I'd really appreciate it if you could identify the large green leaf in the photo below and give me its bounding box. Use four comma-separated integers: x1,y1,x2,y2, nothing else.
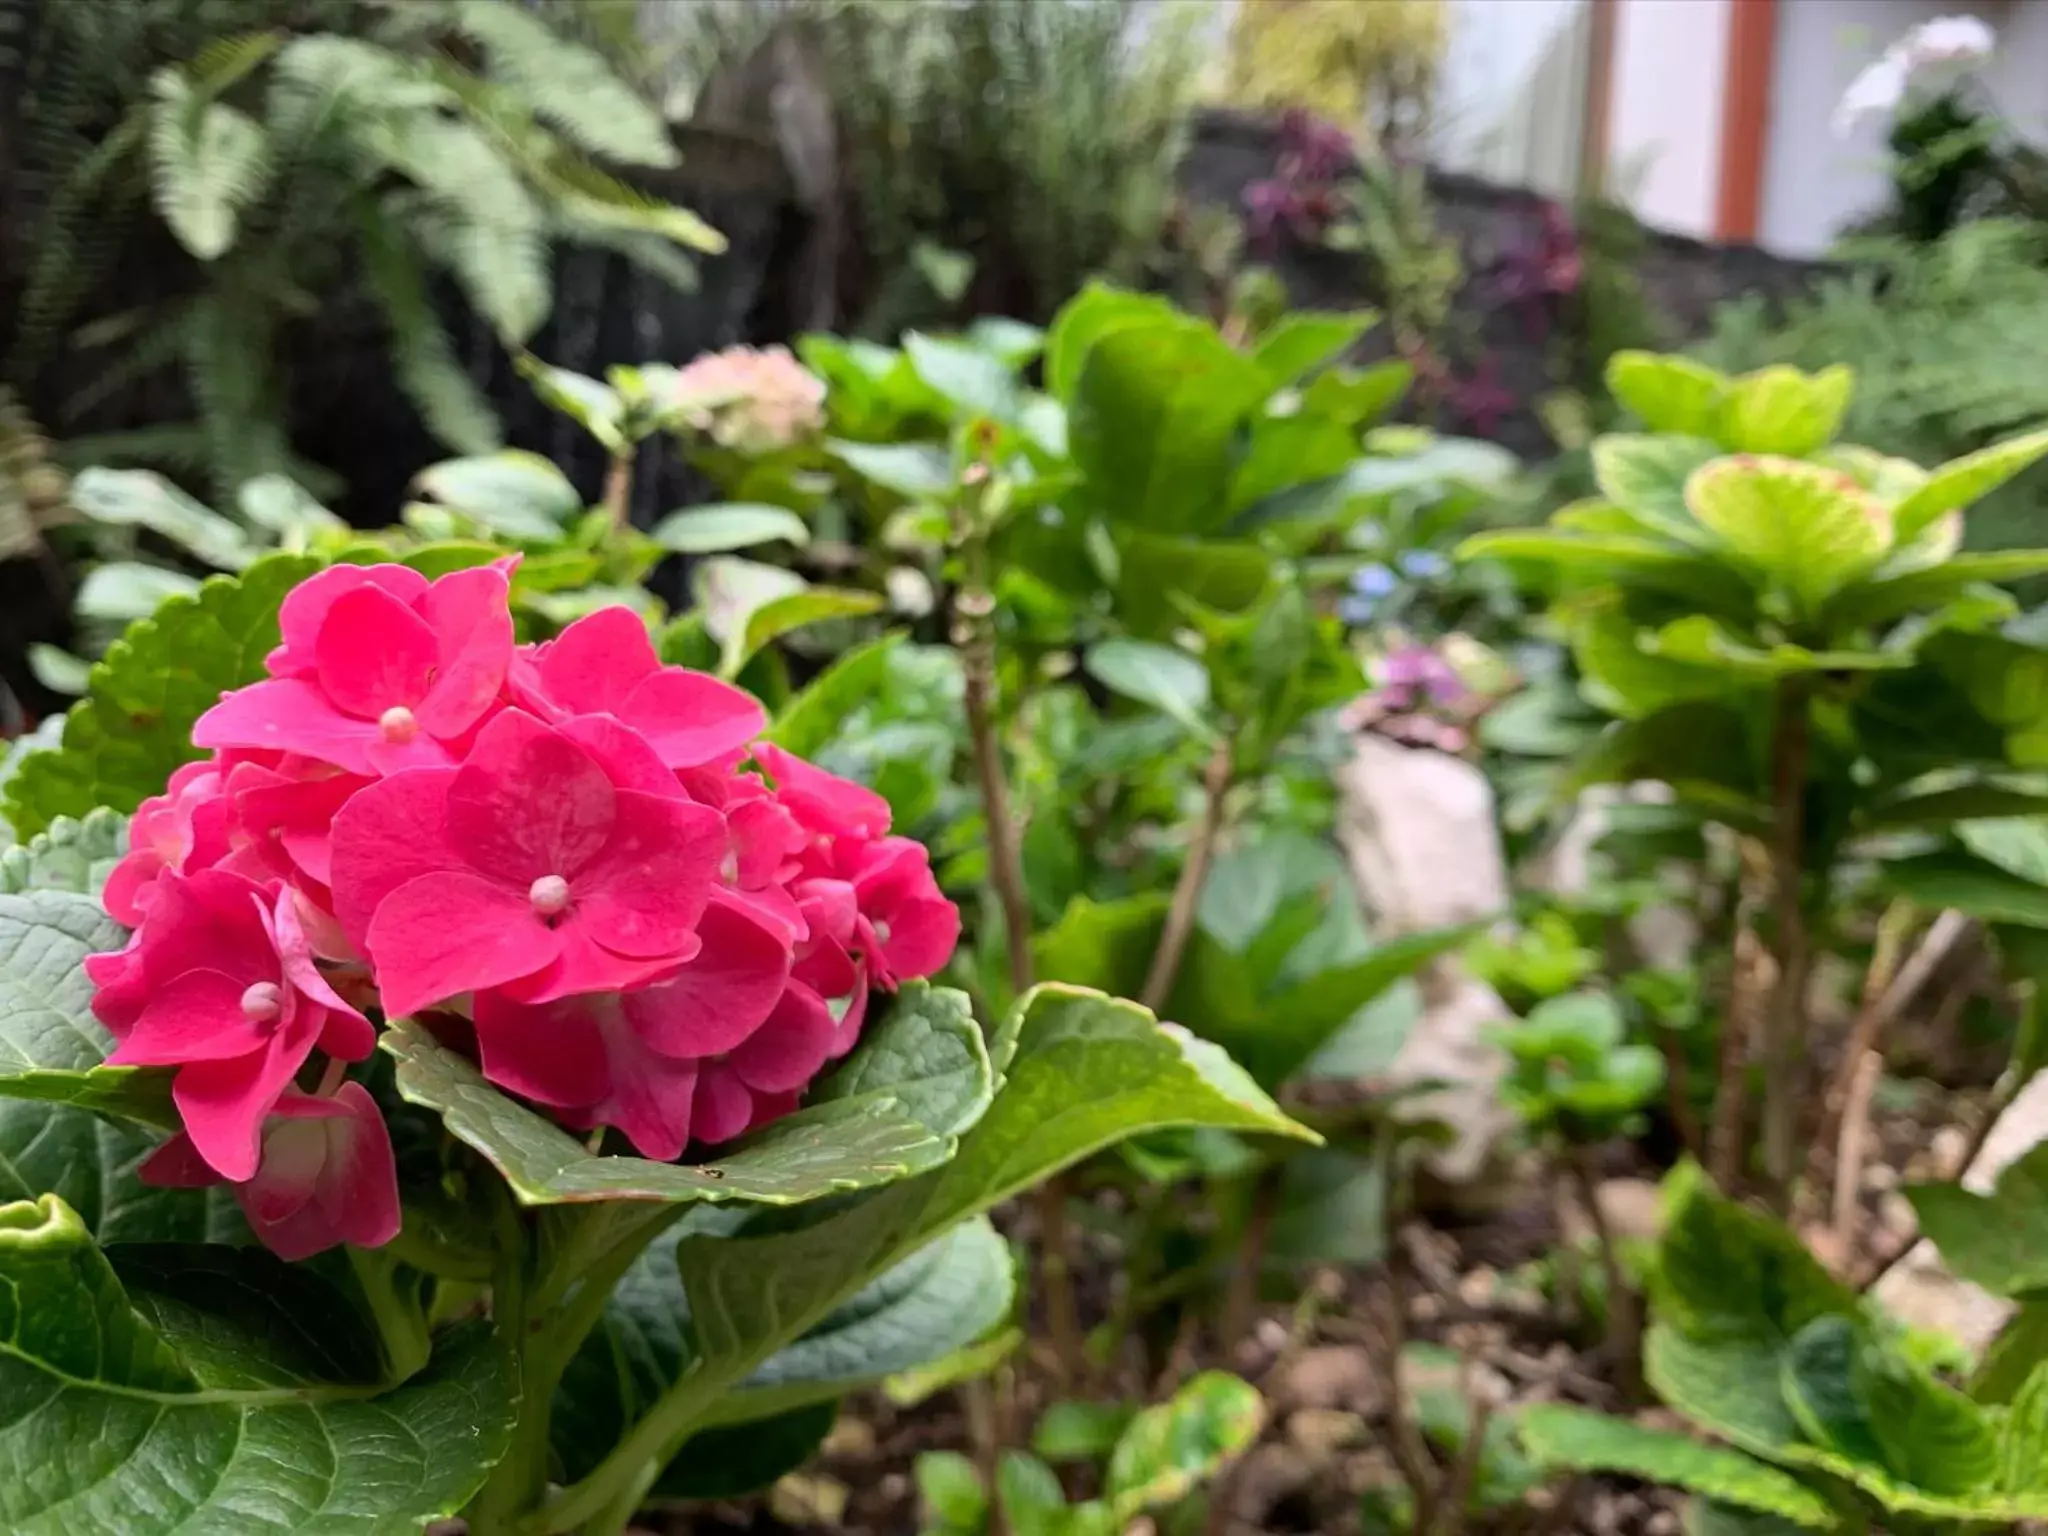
0,807,127,896
1103,1371,1263,1515
549,986,1311,1513
1652,1162,1859,1343
1043,283,1184,403
1516,1405,1835,1527
381,983,986,1207
1590,434,1721,539
826,439,953,498
1891,426,2048,541
1823,551,2048,631
905,332,1018,421
1716,365,1852,458
0,1196,515,1533
1605,352,1729,440
649,503,811,555
413,451,581,539
1068,319,1271,535
1855,1333,1997,1495
1082,639,1213,737
766,632,908,756
4,553,321,834
1999,1360,2048,1493
1685,456,1891,613
1249,310,1375,385
554,1216,1011,1491
1880,850,2048,927
1906,1137,2048,1296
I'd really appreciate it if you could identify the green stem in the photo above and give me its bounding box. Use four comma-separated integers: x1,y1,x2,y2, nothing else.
466,1199,538,1536
346,1247,432,1383
1761,677,1813,1208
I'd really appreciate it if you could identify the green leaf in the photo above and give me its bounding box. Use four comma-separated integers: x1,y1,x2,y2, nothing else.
1034,894,1169,995
237,475,343,541
1974,1297,2048,1403
1646,615,1905,679
1301,360,1411,427
555,1217,1011,1491
767,632,908,756
4,553,322,835
1251,310,1374,385
1068,319,1272,536
725,587,885,680
1906,1137,2048,1296
76,563,204,624
26,646,88,697
379,985,983,1207
918,1449,990,1530
1855,1331,1998,1495
148,72,269,261
1591,434,1721,538
650,502,811,554
0,1195,516,1533
1652,1162,1859,1344
1685,455,1893,612
517,358,625,452
1605,352,1729,438
1824,551,2048,630
413,450,581,539
640,1403,837,1501
1517,1405,1836,1527
1646,1327,1806,1452
826,439,953,498
1035,1401,1136,1463
1998,1360,2048,1493
1082,639,1213,738
69,467,255,570
1044,282,1184,402
1892,426,2048,542
905,332,1018,421
1717,365,1853,458
1781,1316,1885,1465
637,986,1310,1486
1881,850,2048,927
998,1451,1067,1524
1958,817,2048,884
0,807,127,897
1103,1371,1263,1516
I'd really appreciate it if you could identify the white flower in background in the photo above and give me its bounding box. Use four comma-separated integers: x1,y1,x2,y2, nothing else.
1833,13,1996,137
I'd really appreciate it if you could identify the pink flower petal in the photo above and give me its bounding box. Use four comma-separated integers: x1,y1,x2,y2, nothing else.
415,565,515,738
472,991,614,1109
265,892,373,1061
313,586,439,720
445,712,617,885
755,744,891,838
329,768,464,951
533,606,660,715
593,1041,703,1161
138,1132,220,1189
307,1084,401,1253
172,1008,321,1180
625,897,791,1058
107,967,272,1066
691,1064,758,1145
728,796,806,888
573,791,723,958
247,1085,401,1260
559,714,684,797
501,926,696,1006
366,871,559,1017
269,564,429,678
728,982,839,1093
619,670,768,770
195,677,382,776
241,1113,330,1225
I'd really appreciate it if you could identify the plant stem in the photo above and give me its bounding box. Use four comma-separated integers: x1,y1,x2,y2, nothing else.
466,1200,539,1535
1140,736,1233,1015
1812,899,1914,1175
1566,1145,1640,1403
601,448,633,530
1218,1162,1281,1353
1710,918,1763,1191
1761,678,1813,1208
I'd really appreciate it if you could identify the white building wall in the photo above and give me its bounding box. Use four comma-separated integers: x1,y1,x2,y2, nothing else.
1606,0,1733,238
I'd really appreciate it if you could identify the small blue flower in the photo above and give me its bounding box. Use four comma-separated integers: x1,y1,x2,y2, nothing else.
1350,563,1397,599
1398,550,1449,581
1338,595,1379,627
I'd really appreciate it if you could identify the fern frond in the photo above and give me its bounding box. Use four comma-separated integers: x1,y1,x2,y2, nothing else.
181,290,290,500
358,203,503,456
147,67,271,261
553,216,701,293
446,0,678,169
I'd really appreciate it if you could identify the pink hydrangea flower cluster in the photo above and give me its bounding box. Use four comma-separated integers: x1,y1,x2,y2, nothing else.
86,561,959,1261
671,344,827,455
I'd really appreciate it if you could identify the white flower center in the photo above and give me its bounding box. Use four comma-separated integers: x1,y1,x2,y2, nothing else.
240,981,282,1023
529,874,571,917
378,705,419,744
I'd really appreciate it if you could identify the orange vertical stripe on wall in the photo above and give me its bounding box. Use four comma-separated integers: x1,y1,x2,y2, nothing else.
1716,0,1776,242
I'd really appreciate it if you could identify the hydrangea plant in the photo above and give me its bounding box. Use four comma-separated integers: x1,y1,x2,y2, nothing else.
0,552,1309,1535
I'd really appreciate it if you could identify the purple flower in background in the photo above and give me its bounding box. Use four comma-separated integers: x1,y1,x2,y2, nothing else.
1380,644,1467,709
1448,355,1517,436
1338,563,1397,627
1398,550,1449,581
1278,109,1355,183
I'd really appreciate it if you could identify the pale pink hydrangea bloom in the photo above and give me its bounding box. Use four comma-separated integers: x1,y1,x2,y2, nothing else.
672,345,827,455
